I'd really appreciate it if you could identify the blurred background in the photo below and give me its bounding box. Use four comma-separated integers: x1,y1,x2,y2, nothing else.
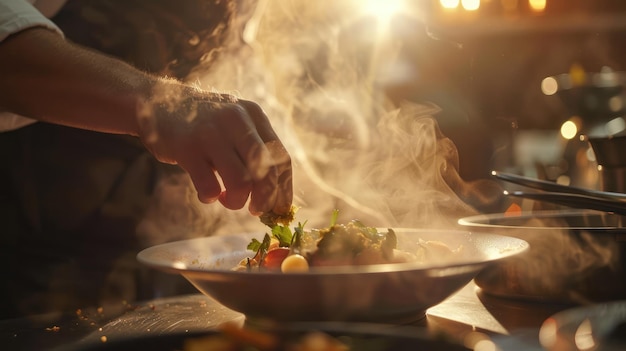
370,0,626,191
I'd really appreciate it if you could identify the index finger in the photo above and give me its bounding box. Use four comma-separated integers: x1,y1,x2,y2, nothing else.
239,100,293,215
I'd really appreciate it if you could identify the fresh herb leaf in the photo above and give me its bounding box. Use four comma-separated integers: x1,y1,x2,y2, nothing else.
260,233,271,252
294,221,307,237
290,221,307,253
257,233,272,267
329,209,339,227
247,238,263,252
271,225,293,247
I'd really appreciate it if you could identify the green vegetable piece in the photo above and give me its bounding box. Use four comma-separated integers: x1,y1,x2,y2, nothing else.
351,219,378,240
381,228,397,260
329,209,339,227
271,225,293,247
290,221,307,254
257,233,272,268
247,238,262,252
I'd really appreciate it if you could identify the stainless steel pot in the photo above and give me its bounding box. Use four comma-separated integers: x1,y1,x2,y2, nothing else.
458,209,626,303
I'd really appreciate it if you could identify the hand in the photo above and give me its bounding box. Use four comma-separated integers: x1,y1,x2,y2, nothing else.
0,28,292,216
137,80,293,216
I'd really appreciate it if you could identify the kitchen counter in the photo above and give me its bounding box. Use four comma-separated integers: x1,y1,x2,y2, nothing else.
0,281,576,351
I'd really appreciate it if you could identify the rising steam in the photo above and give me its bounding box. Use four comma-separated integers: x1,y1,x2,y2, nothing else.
135,0,490,246
128,0,626,307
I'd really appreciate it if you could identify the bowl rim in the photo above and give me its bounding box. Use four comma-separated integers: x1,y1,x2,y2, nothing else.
137,228,529,276
458,209,626,231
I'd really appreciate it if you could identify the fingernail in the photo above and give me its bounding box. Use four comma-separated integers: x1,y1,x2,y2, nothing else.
200,194,218,204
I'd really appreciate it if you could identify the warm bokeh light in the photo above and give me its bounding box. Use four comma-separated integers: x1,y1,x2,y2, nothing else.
569,63,587,86
556,175,571,186
462,0,480,11
609,96,624,113
528,0,547,12
463,331,496,350
605,116,626,135
574,319,595,350
541,76,558,95
362,0,406,20
586,146,596,162
560,120,578,140
172,261,187,269
474,339,498,351
440,0,460,10
539,318,557,349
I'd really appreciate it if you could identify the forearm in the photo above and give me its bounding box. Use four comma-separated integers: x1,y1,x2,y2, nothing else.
0,27,158,136
0,27,293,214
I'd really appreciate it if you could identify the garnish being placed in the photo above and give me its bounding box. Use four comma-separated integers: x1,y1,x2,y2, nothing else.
234,210,414,273
259,205,297,228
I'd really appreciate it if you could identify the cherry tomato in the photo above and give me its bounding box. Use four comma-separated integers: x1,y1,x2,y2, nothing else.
261,247,290,271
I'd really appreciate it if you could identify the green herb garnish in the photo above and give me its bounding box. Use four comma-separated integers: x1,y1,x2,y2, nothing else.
271,225,293,247
329,209,339,227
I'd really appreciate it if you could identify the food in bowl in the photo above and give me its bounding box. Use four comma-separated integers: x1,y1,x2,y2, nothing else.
259,205,298,228
234,210,462,273
136,220,528,322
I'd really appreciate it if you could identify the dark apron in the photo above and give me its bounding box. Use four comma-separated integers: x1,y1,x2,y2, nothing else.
0,125,162,317
0,0,237,318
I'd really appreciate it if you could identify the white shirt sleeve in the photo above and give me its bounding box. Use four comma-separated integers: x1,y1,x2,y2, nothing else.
0,0,64,42
0,0,66,132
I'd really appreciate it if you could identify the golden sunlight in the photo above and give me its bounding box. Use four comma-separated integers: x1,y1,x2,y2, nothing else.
362,0,406,21
529,0,547,12
461,0,480,11
440,0,460,10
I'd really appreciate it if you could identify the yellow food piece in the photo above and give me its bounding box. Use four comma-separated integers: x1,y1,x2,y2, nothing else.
281,254,309,273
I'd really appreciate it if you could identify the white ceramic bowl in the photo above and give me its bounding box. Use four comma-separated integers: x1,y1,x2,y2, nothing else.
137,228,528,323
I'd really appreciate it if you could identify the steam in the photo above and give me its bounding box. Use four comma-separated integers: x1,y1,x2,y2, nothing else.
192,0,480,229
134,0,623,303
136,0,482,243
478,215,621,304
